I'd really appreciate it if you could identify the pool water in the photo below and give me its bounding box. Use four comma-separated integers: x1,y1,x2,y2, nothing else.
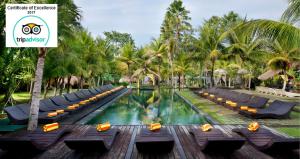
87,89,206,125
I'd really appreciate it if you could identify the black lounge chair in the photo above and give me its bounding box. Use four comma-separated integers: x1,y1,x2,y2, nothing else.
4,106,29,125
0,127,71,152
89,88,99,95
40,99,80,114
39,99,67,112
239,100,297,119
94,87,104,94
64,128,120,152
99,85,110,92
80,90,95,98
17,104,69,124
135,128,174,153
106,84,114,89
74,91,89,99
50,95,77,106
232,127,300,152
189,128,245,153
238,96,269,109
64,93,82,102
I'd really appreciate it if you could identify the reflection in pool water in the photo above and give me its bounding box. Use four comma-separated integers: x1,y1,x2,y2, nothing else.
87,89,206,125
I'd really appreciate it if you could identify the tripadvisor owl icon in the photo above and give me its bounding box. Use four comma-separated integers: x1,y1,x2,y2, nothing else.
13,15,50,46
22,23,42,35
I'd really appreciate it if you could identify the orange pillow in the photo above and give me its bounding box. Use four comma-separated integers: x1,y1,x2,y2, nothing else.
43,122,59,132
47,112,58,117
96,122,111,131
248,108,257,113
56,110,64,114
149,123,161,131
248,122,260,132
240,106,248,110
68,106,76,110
229,102,237,107
200,124,213,132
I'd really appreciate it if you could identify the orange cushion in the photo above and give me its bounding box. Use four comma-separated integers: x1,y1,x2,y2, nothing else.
149,123,161,131
43,122,59,132
96,122,111,131
248,108,257,113
240,106,248,110
248,122,260,132
68,106,76,110
56,110,64,114
201,124,213,132
47,112,58,117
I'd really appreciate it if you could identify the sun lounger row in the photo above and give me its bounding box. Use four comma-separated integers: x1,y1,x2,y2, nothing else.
198,88,297,119
0,125,298,155
4,84,125,124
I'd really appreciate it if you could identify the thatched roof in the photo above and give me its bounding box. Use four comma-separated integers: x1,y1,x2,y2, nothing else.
258,69,281,80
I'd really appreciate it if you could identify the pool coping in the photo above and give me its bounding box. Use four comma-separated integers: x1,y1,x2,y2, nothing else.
175,91,219,125
76,89,131,124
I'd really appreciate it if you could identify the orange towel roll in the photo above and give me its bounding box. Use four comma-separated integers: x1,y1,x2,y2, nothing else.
43,122,59,132
248,122,260,132
240,106,248,110
248,108,257,113
68,106,76,110
56,109,64,114
73,104,80,108
47,112,58,117
229,102,237,107
149,123,161,131
225,100,232,104
200,124,213,132
79,101,87,105
96,122,111,131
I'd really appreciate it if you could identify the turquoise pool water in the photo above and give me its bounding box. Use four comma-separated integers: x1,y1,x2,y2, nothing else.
87,89,206,125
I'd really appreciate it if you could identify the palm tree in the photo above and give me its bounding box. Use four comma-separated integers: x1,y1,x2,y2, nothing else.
147,38,167,87
235,0,300,50
118,43,136,87
160,0,192,88
132,48,160,88
28,0,81,130
198,22,223,87
174,53,192,88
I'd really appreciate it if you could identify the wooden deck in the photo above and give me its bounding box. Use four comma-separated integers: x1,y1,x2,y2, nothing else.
0,125,299,159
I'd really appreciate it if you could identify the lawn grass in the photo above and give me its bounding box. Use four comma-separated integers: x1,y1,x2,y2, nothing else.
177,89,300,137
275,127,300,137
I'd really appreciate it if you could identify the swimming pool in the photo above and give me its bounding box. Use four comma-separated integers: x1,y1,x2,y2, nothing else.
87,89,206,125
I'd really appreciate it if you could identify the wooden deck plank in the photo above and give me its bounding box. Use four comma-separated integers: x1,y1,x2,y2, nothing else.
0,125,299,159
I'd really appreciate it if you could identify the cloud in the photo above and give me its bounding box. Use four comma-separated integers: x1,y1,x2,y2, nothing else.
74,0,288,46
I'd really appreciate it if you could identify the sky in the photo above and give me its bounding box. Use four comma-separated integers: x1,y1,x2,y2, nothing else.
74,0,288,46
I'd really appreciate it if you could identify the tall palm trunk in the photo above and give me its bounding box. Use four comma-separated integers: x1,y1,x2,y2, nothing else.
128,63,132,87
211,60,215,87
43,79,50,98
158,64,161,88
80,74,84,89
28,48,46,131
59,77,64,95
67,76,72,93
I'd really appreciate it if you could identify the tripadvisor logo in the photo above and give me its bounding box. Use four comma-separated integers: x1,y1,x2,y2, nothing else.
13,15,50,46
